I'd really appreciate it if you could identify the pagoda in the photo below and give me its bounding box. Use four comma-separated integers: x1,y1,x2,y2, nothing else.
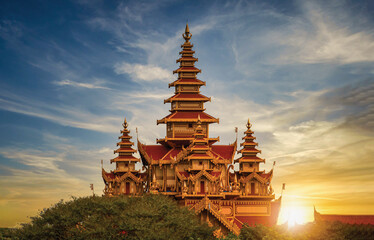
102,24,281,236
157,23,219,147
102,118,145,196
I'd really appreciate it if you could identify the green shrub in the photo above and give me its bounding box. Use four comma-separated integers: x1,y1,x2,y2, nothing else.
12,195,215,240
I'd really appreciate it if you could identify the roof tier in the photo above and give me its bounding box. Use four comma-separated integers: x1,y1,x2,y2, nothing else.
157,111,219,124
176,56,198,63
169,78,205,87
138,140,236,166
164,93,210,103
173,66,201,74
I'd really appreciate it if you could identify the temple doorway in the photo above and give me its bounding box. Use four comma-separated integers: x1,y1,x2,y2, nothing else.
126,182,130,194
200,181,205,194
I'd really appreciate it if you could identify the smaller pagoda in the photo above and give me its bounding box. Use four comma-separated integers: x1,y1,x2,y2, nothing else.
236,119,265,174
235,119,273,196
102,118,145,196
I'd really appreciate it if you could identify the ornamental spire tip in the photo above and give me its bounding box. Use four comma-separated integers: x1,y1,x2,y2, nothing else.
123,117,128,128
246,118,251,128
185,23,190,34
183,23,192,42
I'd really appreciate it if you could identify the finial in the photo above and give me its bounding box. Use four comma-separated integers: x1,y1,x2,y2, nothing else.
182,23,192,42
246,118,251,128
185,23,190,34
123,117,128,128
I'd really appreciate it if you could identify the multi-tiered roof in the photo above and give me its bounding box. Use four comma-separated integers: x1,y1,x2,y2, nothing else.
236,119,265,165
102,118,144,196
157,24,219,147
111,118,140,168
103,24,281,235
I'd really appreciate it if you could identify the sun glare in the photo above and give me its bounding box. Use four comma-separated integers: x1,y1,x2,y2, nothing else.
286,206,308,228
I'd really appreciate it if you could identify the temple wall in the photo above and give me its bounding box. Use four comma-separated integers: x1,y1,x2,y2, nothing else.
192,159,209,170
173,123,207,137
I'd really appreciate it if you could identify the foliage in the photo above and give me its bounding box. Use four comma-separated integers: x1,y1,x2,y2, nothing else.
239,224,292,240
5,197,374,240
11,194,215,240
289,221,374,240
0,228,16,240
220,232,240,240
239,222,374,240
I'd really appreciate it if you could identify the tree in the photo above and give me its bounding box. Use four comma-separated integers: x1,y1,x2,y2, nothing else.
12,194,215,240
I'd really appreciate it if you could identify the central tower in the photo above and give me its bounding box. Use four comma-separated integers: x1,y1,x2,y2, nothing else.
157,24,219,147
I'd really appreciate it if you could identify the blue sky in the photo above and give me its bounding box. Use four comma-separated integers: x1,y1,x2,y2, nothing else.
1,0,374,227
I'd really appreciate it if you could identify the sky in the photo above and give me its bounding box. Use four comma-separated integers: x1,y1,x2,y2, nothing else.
0,0,373,227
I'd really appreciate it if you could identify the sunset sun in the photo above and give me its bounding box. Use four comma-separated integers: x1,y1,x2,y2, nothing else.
286,207,307,227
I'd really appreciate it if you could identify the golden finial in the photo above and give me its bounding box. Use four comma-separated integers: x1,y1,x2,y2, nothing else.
123,117,128,128
185,23,190,34
246,118,252,128
182,23,192,42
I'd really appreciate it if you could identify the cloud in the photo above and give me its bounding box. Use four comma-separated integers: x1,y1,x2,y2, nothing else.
0,132,120,227
0,20,23,40
275,2,374,64
0,149,64,172
54,79,110,90
0,90,120,133
205,79,374,212
114,62,173,82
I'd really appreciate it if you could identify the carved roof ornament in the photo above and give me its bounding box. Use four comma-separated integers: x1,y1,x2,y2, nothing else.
183,23,192,42
123,117,128,129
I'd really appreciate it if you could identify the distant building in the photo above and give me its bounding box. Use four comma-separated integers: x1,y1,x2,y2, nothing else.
314,208,374,225
102,24,281,236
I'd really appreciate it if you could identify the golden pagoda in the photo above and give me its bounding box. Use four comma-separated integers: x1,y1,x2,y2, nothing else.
102,118,145,196
102,24,281,236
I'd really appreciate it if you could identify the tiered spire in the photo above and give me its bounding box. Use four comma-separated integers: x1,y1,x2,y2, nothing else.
188,116,213,162
236,119,265,167
157,24,219,146
111,118,140,171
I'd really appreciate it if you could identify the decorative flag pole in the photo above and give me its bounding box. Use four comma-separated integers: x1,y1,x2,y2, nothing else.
90,183,95,196
281,183,286,196
235,127,238,141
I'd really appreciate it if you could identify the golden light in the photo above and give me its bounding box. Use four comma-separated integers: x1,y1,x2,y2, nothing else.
280,205,310,228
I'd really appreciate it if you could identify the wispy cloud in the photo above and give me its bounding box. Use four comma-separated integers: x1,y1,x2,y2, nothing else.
54,79,110,90
0,90,120,133
114,62,173,82
0,133,118,227
0,149,64,172
275,2,374,64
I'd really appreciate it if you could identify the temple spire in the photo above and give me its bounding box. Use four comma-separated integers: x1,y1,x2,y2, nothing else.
183,23,192,42
235,119,265,168
157,23,218,146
